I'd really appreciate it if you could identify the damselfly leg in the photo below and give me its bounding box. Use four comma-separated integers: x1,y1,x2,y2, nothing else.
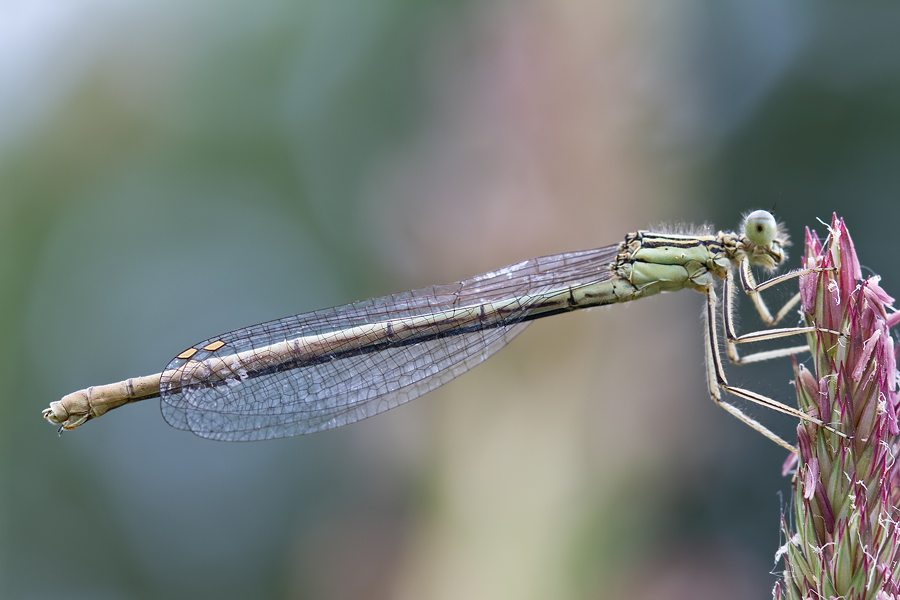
704,261,842,453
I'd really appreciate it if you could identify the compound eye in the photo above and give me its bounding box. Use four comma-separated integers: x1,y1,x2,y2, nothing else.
744,210,777,247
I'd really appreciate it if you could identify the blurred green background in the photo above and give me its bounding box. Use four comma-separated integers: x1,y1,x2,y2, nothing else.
3,1,899,598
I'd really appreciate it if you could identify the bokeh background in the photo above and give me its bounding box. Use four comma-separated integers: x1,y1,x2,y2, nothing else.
3,1,899,599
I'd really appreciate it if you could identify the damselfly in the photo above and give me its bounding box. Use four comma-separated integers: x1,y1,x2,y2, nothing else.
44,210,834,452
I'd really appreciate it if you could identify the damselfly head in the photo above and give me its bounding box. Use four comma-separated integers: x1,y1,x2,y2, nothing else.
741,209,789,270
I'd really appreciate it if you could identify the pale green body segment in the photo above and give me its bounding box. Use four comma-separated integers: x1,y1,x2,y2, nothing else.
615,232,733,300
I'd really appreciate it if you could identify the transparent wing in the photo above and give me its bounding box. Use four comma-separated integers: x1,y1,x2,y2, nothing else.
160,244,620,441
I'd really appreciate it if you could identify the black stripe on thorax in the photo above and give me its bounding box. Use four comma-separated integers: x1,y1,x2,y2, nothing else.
639,235,714,248
636,232,729,255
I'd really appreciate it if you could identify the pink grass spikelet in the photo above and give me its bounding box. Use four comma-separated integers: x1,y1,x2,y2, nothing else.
777,215,900,599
